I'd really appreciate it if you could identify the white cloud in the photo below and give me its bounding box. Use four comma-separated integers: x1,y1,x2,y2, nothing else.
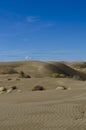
25,56,32,60
27,16,40,23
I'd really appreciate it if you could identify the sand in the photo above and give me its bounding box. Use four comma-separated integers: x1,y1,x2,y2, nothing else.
0,79,86,130
0,61,86,130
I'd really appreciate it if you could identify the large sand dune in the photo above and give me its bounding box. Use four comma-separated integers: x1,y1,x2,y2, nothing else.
0,60,86,79
0,60,86,130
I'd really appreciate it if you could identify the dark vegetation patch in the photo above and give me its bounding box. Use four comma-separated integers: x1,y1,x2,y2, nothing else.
11,86,17,90
19,71,31,78
32,85,45,91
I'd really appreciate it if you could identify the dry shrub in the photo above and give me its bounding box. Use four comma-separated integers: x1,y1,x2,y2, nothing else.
32,85,45,91
0,87,7,92
52,73,66,78
16,78,20,81
52,73,60,78
73,75,83,81
56,86,67,90
19,71,31,78
6,86,17,93
8,78,12,81
59,74,66,78
11,86,17,90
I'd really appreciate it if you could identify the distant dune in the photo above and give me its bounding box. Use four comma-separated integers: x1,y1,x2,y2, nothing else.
0,60,86,80
66,62,86,69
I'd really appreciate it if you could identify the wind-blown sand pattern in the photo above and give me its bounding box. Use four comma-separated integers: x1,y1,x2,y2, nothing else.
0,89,86,130
0,61,86,130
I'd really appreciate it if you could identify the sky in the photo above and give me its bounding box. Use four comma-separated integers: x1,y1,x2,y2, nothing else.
0,0,86,61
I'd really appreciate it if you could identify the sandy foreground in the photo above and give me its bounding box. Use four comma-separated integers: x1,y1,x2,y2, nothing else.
0,78,86,130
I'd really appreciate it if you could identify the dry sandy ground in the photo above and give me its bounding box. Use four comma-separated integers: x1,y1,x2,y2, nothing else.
0,60,86,130
0,78,86,130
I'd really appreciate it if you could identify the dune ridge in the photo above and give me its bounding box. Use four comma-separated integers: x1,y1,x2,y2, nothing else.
0,60,86,80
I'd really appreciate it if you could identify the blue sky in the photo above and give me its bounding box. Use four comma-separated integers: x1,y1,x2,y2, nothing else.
0,0,86,61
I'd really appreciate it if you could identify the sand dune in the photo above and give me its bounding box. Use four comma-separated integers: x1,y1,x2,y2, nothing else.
0,60,86,79
0,60,86,130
